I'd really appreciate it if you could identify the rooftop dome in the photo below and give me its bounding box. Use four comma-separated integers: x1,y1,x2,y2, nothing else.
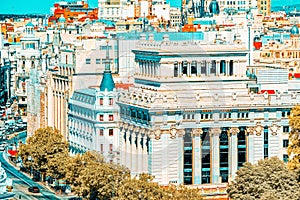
291,25,299,35
209,0,220,15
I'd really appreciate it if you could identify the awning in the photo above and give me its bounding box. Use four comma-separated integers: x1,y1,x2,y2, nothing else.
8,150,18,157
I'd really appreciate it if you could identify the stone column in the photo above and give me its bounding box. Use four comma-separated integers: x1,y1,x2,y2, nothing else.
192,128,203,184
196,61,201,76
178,62,182,77
143,134,148,173
268,123,280,157
228,127,239,180
210,127,221,183
246,127,254,163
177,129,185,185
187,61,191,77
206,61,211,76
226,61,230,76
125,129,131,169
216,61,220,76
137,129,143,174
120,129,126,166
131,131,137,175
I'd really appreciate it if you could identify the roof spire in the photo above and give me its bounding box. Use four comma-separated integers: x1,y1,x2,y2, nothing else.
104,39,111,72
100,39,115,92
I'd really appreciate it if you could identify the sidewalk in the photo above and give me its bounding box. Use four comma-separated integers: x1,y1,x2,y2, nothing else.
3,150,77,199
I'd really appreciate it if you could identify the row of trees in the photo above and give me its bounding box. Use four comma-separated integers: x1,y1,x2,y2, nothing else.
227,106,300,199
19,127,202,200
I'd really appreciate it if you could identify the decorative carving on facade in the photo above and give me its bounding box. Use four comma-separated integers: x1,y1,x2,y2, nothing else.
196,93,200,101
232,92,237,100
255,122,263,136
250,91,254,100
292,92,297,99
263,92,268,99
153,127,161,140
246,126,254,135
214,93,218,101
128,124,134,131
276,91,281,100
133,126,140,133
123,123,128,130
269,123,280,136
118,122,124,128
209,127,221,136
139,128,145,134
170,124,177,139
191,128,203,137
228,127,240,135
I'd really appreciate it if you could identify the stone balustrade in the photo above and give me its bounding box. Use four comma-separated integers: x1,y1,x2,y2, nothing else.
118,90,300,109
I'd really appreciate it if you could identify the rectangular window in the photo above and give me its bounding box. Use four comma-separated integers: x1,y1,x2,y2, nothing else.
109,129,113,136
86,59,91,64
283,154,289,163
100,129,104,136
99,115,104,121
109,98,113,105
109,115,114,121
109,144,113,152
99,98,103,105
101,144,103,152
96,59,101,64
283,126,289,133
283,139,289,148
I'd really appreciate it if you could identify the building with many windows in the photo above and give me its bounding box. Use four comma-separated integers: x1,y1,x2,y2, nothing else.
117,33,293,186
68,41,120,163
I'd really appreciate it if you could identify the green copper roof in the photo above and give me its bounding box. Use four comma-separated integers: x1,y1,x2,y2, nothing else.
100,72,115,92
25,22,34,27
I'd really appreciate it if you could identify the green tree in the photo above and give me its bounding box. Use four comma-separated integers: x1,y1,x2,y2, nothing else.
227,157,300,200
70,151,129,200
19,127,69,180
287,105,300,176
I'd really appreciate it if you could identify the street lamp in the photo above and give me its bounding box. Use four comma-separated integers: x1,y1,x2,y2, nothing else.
28,155,32,177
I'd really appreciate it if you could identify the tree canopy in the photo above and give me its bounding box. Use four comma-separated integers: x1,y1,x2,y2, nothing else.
227,157,300,200
19,127,69,179
19,127,202,200
288,105,300,175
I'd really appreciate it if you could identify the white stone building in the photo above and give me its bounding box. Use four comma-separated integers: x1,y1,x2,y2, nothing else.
117,34,293,186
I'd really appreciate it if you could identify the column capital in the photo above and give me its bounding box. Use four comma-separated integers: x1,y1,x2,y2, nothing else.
152,127,161,140
246,126,254,135
255,122,264,136
128,124,134,131
228,127,240,136
269,123,280,136
133,126,140,133
209,127,221,136
191,128,203,137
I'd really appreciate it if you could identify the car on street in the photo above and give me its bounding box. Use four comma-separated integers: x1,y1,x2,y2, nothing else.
28,186,40,193
0,144,6,151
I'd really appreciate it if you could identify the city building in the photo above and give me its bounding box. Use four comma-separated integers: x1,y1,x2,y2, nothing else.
117,33,293,186
48,0,98,26
46,32,119,140
68,41,120,163
98,0,127,22
257,0,271,16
